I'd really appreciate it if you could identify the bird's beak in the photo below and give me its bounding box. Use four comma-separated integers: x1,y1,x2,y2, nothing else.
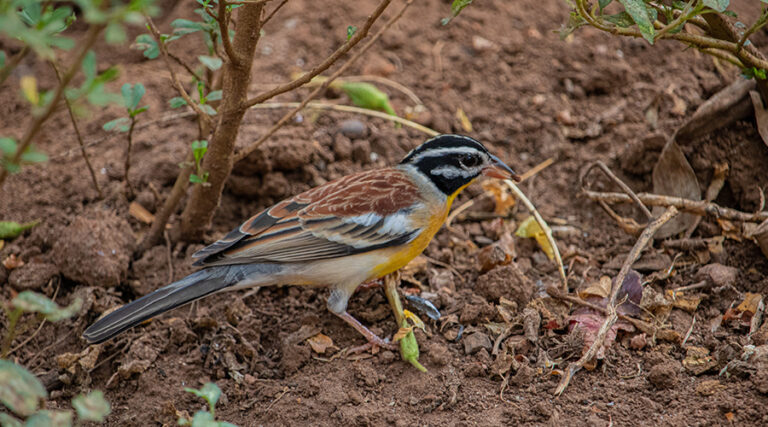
482,154,521,182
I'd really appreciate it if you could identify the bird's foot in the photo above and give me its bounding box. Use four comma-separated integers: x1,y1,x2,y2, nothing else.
334,310,398,352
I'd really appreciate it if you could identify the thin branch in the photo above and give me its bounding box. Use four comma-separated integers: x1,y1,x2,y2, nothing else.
262,0,288,26
583,190,768,222
145,16,212,131
168,52,205,84
0,24,104,189
554,207,679,396
241,0,393,111
50,61,102,199
581,161,652,220
653,0,695,41
234,0,410,162
124,116,137,197
737,7,768,53
219,0,239,65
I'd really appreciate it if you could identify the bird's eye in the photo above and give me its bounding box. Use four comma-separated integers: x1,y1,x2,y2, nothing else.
459,153,481,168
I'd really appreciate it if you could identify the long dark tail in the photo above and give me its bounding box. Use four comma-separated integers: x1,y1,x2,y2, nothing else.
83,264,275,344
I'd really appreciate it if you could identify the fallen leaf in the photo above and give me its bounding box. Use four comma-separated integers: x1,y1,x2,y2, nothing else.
696,379,726,396
666,290,702,313
723,293,764,333
716,218,743,241
724,412,734,422
515,215,554,260
2,254,24,270
456,107,473,132
682,346,717,375
578,276,612,300
128,202,155,224
652,139,701,238
393,326,414,342
306,333,335,354
481,179,516,215
477,242,513,272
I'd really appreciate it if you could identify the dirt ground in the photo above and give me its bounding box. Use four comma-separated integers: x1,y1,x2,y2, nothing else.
3,0,768,425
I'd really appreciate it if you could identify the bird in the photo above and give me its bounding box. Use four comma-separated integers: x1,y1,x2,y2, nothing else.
83,134,519,349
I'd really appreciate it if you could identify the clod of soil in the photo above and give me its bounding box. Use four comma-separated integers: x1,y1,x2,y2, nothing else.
8,262,59,291
647,361,679,389
463,332,492,355
52,210,135,288
474,263,534,306
695,263,739,288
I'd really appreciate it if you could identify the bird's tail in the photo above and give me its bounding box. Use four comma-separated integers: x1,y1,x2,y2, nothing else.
83,264,277,344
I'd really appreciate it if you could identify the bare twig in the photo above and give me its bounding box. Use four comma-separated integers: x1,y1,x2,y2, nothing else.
124,116,137,197
0,24,105,188
581,161,652,220
583,190,768,222
554,207,678,396
50,61,102,198
670,280,709,293
261,0,288,26
505,180,568,292
545,286,653,335
234,0,412,162
241,0,393,111
168,52,205,84
685,162,728,238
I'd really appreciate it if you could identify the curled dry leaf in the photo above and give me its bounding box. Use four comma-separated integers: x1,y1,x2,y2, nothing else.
393,326,414,342
652,139,701,238
666,290,702,313
128,201,155,224
306,333,336,354
481,179,516,215
2,254,24,270
723,293,764,333
515,215,554,260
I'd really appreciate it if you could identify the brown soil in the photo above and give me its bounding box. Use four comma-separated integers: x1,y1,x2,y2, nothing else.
3,0,768,425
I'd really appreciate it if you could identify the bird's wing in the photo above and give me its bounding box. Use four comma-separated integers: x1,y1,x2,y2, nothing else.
192,168,425,266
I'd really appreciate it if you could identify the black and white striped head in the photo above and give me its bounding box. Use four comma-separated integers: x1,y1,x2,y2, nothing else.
401,134,519,196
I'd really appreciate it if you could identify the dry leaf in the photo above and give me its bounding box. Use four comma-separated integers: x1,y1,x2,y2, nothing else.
306,333,335,354
0,240,4,251
746,219,768,260
666,290,702,313
578,276,612,300
403,309,426,332
3,254,24,270
481,179,516,215
724,412,735,422
455,108,473,132
129,202,155,224
393,326,414,342
696,379,726,396
682,346,717,375
515,216,554,260
716,218,743,241
652,139,701,238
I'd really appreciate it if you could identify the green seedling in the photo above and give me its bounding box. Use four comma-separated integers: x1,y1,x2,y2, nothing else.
334,81,397,116
189,140,210,185
179,383,237,427
441,0,473,25
0,138,47,175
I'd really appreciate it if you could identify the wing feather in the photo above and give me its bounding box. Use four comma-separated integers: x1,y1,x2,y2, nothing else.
193,168,424,267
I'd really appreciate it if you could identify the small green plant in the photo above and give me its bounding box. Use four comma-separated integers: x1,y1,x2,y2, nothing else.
103,83,149,196
178,382,237,427
0,291,110,426
189,140,210,185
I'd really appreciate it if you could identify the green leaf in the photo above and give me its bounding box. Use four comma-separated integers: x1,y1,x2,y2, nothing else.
82,50,97,83
121,83,145,111
604,12,637,28
338,82,397,116
131,105,149,117
103,117,131,132
441,0,473,25
20,146,47,164
169,97,188,108
198,55,222,71
0,359,46,417
72,390,111,422
0,220,40,239
184,383,221,414
191,140,208,164
346,25,357,40
206,90,222,101
11,291,83,322
189,410,218,427
25,410,74,427
702,0,729,12
105,22,126,43
0,413,22,427
617,0,655,44
0,137,17,155
599,0,613,10
0,51,6,69
201,104,217,115
133,34,159,59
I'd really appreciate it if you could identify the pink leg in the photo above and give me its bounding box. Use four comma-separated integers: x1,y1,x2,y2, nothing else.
334,311,397,351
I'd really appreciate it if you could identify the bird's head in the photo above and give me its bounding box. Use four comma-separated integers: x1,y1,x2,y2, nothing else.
400,134,520,197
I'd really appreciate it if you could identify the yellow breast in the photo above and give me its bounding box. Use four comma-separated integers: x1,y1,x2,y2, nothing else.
368,182,470,280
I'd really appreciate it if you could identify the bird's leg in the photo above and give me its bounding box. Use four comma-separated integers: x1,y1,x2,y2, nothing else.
333,311,397,351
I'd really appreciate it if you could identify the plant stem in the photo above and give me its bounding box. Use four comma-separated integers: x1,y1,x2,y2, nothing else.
124,116,137,198
0,24,104,189
50,61,103,199
179,2,266,241
219,0,239,65
1,307,23,358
